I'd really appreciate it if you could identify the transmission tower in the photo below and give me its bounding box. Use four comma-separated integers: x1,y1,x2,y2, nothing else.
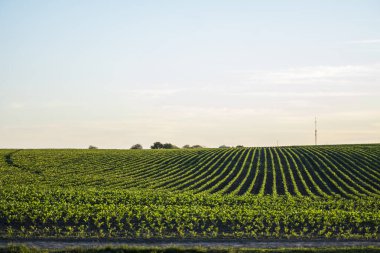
315,117,318,145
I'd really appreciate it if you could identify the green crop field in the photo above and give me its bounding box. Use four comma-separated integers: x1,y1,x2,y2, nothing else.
0,144,380,240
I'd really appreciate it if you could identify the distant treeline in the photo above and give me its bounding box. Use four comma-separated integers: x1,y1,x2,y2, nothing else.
89,143,245,150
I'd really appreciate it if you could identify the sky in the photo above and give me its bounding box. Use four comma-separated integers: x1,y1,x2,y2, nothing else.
0,0,380,149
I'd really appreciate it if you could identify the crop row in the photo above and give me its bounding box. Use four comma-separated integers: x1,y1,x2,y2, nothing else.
0,186,379,239
2,144,379,197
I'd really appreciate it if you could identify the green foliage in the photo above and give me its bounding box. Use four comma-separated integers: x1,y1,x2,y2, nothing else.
0,144,379,240
0,186,379,239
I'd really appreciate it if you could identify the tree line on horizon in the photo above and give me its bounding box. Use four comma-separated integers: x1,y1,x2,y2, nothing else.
89,143,245,150
136,142,244,149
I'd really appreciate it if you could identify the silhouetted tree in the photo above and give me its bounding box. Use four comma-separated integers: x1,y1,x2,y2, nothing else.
163,143,179,149
131,144,143,149
151,142,164,149
236,145,244,148
88,145,98,149
183,144,205,149
219,145,230,149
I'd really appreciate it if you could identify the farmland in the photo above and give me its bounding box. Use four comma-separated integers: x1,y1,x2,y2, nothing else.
0,144,380,240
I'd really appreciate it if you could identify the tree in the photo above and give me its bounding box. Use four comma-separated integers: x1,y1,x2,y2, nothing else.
131,144,143,149
163,143,179,149
183,144,204,149
236,145,244,148
151,142,179,149
151,142,164,149
219,145,230,149
88,145,98,149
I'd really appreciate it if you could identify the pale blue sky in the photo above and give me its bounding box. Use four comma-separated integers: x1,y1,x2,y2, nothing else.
1,0,380,148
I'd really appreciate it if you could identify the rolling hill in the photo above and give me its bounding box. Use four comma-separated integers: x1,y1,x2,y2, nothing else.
1,144,379,197
0,144,379,239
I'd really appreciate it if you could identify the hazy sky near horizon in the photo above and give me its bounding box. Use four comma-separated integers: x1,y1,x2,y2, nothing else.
1,0,380,148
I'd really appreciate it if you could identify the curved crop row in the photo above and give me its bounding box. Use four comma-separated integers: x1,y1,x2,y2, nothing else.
1,144,380,197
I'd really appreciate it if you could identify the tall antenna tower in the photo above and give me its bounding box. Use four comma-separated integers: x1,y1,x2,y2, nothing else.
315,117,317,145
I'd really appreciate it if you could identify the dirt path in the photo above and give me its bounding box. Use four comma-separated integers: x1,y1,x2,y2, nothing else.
1,239,379,249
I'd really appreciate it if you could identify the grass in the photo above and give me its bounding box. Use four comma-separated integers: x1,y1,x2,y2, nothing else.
2,245,380,253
